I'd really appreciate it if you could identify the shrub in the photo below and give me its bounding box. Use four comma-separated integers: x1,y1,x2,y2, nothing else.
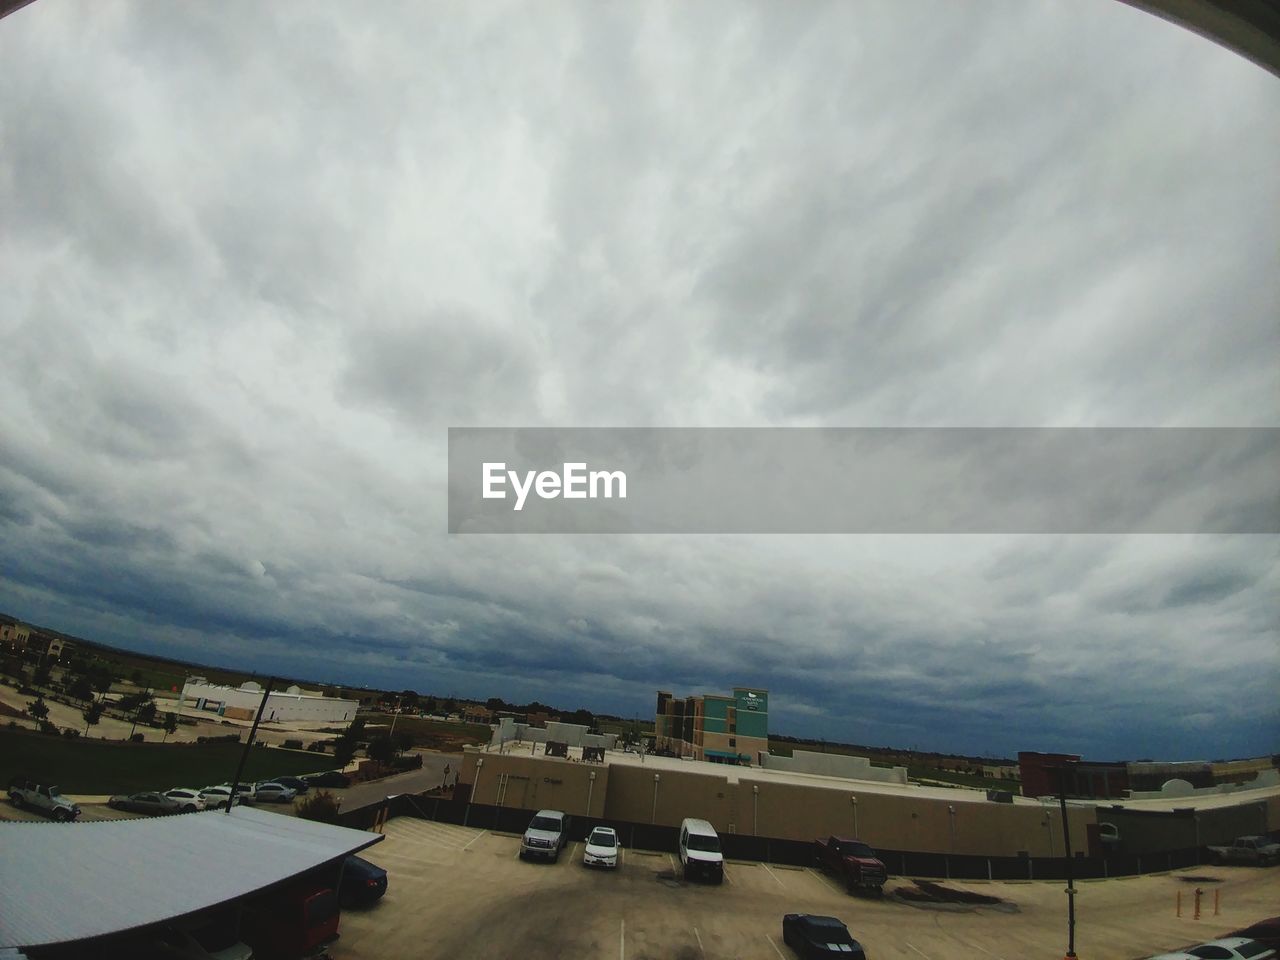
281,739,304,750
63,728,80,738
296,790,342,825
196,733,242,745
390,753,424,771
129,733,144,743
38,720,59,735
306,741,327,752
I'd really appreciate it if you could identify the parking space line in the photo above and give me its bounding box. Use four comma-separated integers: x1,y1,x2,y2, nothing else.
462,830,487,851
967,942,1005,960
807,867,844,895
619,918,625,960
765,934,786,959
693,926,705,957
762,863,785,887
668,853,678,874
905,942,932,960
722,865,734,885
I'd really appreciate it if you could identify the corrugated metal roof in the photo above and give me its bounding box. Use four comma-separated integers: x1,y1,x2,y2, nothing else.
0,807,382,949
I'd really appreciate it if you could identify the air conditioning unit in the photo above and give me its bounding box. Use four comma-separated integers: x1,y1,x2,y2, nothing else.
986,790,1014,803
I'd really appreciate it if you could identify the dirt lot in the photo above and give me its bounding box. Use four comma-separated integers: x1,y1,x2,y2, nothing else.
333,819,1280,960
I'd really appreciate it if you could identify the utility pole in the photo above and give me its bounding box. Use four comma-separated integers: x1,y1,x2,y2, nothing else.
1058,768,1078,959
227,677,275,813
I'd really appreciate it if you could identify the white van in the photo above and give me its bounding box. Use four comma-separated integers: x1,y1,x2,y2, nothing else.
678,818,724,883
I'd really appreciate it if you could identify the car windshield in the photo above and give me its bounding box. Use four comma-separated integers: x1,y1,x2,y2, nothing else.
687,834,720,852
1238,944,1272,959
589,830,616,847
839,841,875,858
530,816,561,831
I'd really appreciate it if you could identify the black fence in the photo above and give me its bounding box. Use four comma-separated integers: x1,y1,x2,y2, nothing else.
337,795,1234,882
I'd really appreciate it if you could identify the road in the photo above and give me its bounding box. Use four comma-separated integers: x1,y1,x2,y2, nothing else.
327,751,461,810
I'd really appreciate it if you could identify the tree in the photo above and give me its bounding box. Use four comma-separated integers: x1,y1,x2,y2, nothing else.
32,664,52,688
486,697,506,712
333,736,358,768
367,735,396,765
130,669,143,684
68,675,94,704
162,712,179,742
82,701,103,735
26,697,49,722
91,671,113,701
393,730,415,755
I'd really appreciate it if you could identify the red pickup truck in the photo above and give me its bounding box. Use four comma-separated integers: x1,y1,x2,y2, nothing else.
240,882,341,959
814,836,888,895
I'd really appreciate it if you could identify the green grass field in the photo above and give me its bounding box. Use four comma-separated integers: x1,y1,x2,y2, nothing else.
0,728,338,795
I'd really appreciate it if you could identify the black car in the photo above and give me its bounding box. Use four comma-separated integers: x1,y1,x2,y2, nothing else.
339,855,388,907
302,771,351,788
271,776,311,794
781,915,866,959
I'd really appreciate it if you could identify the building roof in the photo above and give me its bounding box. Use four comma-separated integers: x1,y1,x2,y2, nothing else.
0,807,382,949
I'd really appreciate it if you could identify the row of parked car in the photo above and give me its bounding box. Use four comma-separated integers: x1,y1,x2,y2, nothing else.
8,770,354,820
517,810,727,882
109,771,353,815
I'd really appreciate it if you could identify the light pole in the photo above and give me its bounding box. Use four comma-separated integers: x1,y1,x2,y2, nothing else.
474,757,485,803
753,785,760,835
947,805,956,852
651,773,661,824
1057,770,1078,960
587,770,597,816
850,795,859,837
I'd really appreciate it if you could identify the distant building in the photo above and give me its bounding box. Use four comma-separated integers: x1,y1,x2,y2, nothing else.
1018,752,1129,799
655,687,769,765
181,678,358,724
0,618,30,654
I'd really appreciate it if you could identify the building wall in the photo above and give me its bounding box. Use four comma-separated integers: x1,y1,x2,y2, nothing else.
457,750,1104,857
761,750,908,784
181,680,358,724
655,687,768,764
0,621,30,652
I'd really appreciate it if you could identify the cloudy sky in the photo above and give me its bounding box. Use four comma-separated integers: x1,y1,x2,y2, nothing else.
1,0,1276,761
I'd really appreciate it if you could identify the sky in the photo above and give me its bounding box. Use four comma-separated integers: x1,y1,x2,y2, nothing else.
1,0,1277,761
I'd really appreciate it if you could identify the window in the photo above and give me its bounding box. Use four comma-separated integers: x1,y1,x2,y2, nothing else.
729,738,736,747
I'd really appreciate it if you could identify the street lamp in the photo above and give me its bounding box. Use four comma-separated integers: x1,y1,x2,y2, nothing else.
753,784,760,835
947,805,956,852
651,773,661,824
850,795,859,837
587,770,597,816
474,757,485,802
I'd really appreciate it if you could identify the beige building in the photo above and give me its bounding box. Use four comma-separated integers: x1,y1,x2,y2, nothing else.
458,747,1280,860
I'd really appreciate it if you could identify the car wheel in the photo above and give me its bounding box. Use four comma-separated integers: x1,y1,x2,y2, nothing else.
184,804,197,813
12,796,23,810
53,808,70,822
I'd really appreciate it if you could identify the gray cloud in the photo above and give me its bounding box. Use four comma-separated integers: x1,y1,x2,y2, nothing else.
0,0,1276,759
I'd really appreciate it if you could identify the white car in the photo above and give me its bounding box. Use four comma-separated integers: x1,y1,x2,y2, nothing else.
583,826,620,869
252,781,297,804
164,788,208,813
197,786,240,810
1148,937,1276,960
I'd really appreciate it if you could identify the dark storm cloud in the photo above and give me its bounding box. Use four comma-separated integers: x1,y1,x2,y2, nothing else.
0,0,1276,760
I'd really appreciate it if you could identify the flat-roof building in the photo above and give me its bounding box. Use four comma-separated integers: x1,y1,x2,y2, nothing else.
181,678,358,725
655,687,768,765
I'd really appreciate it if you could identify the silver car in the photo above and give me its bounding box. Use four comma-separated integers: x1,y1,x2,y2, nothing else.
252,781,297,804
108,792,182,816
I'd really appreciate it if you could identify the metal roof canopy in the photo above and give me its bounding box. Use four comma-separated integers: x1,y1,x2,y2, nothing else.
0,807,382,949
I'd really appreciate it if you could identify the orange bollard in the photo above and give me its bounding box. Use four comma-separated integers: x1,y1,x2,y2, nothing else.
1176,889,1182,917
1194,887,1202,920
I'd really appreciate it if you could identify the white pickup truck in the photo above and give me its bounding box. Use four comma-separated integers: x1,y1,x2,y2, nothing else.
1207,835,1280,867
8,778,82,821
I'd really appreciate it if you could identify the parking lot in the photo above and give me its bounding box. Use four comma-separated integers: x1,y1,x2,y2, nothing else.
334,818,1280,960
